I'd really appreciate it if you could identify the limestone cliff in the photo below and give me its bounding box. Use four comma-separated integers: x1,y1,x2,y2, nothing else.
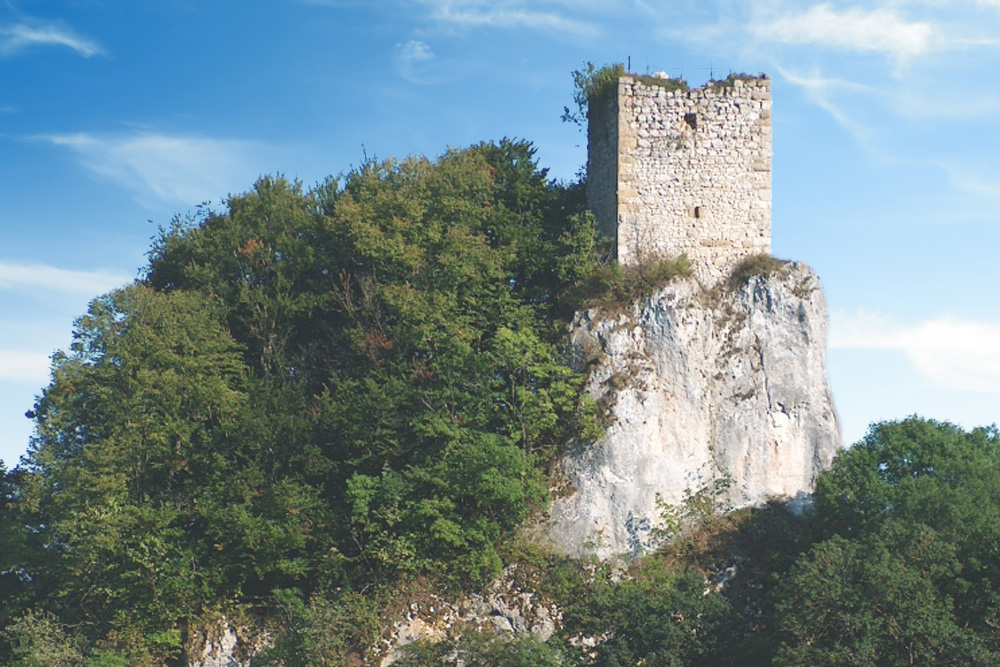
544,261,841,559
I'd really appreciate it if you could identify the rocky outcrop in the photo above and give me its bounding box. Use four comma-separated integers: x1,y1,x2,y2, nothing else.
545,262,841,559
186,618,269,667
379,567,561,665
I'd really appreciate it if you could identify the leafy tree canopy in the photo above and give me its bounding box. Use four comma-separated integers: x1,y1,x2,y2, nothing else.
777,418,1000,664
5,139,603,661
3,127,998,667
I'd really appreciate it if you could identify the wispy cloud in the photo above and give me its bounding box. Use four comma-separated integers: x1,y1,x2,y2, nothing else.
676,1,1000,72
932,159,1000,200
39,131,271,206
751,4,933,65
777,67,879,145
417,0,599,37
395,39,436,83
831,310,1000,392
0,262,129,296
0,21,105,58
0,350,51,383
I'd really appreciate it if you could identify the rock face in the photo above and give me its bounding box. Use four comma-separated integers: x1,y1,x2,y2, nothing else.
545,262,841,559
186,618,268,667
379,567,561,665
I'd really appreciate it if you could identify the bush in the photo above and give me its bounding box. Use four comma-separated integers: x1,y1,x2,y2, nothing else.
709,72,763,90
558,253,692,316
395,632,565,667
621,254,693,298
635,73,690,93
3,609,87,667
563,63,627,127
727,254,787,289
264,588,383,666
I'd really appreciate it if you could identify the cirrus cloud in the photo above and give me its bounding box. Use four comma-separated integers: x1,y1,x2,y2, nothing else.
416,0,599,37
752,4,933,63
39,131,273,206
0,262,129,296
395,39,436,82
831,310,1000,393
0,21,105,58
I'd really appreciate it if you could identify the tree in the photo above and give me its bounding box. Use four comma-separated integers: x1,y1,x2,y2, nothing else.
0,463,30,637
556,557,744,666
775,418,1000,662
18,285,335,658
9,140,604,661
775,522,985,665
145,140,600,584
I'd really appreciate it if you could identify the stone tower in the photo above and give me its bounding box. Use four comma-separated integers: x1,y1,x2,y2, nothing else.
587,73,772,283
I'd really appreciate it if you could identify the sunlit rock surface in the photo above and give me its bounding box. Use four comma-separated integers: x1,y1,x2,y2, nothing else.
545,262,841,559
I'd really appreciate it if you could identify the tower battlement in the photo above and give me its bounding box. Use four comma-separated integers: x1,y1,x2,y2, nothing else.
587,73,772,283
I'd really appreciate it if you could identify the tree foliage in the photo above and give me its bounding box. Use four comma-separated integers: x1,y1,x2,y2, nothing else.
3,139,604,660
776,418,1000,664
2,127,998,665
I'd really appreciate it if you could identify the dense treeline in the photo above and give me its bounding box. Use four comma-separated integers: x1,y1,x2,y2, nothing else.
2,140,605,663
396,418,1000,666
1,139,998,664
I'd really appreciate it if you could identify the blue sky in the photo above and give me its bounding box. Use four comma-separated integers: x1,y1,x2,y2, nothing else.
2,0,999,464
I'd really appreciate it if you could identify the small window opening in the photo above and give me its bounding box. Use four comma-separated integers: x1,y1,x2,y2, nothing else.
684,113,698,130
693,206,704,219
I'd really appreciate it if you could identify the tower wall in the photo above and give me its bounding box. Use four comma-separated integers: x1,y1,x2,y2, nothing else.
587,75,772,284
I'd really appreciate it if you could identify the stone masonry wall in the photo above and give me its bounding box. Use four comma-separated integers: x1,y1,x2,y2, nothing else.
586,85,619,243
588,75,772,284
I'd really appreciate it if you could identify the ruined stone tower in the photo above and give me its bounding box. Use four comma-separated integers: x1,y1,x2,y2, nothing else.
587,73,772,283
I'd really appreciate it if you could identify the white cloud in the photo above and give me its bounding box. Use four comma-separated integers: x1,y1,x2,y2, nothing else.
399,39,434,64
931,159,1000,200
417,0,599,37
752,4,933,64
777,67,879,143
395,39,436,83
40,132,270,206
0,262,129,296
831,310,1000,392
0,21,105,58
0,350,51,383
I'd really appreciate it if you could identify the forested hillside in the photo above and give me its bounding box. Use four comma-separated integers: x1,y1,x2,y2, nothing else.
1,140,998,665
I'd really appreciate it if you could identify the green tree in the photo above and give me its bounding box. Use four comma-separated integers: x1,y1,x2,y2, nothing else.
9,139,604,662
18,285,336,657
146,140,599,584
554,556,744,666
775,418,1000,663
775,522,985,665
263,588,382,666
0,463,30,641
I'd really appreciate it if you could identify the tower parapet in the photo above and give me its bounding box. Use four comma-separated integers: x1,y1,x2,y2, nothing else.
587,73,772,283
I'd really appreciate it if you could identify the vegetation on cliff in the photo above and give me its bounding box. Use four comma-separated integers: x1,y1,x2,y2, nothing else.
0,135,997,664
398,418,1000,666
2,140,606,663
